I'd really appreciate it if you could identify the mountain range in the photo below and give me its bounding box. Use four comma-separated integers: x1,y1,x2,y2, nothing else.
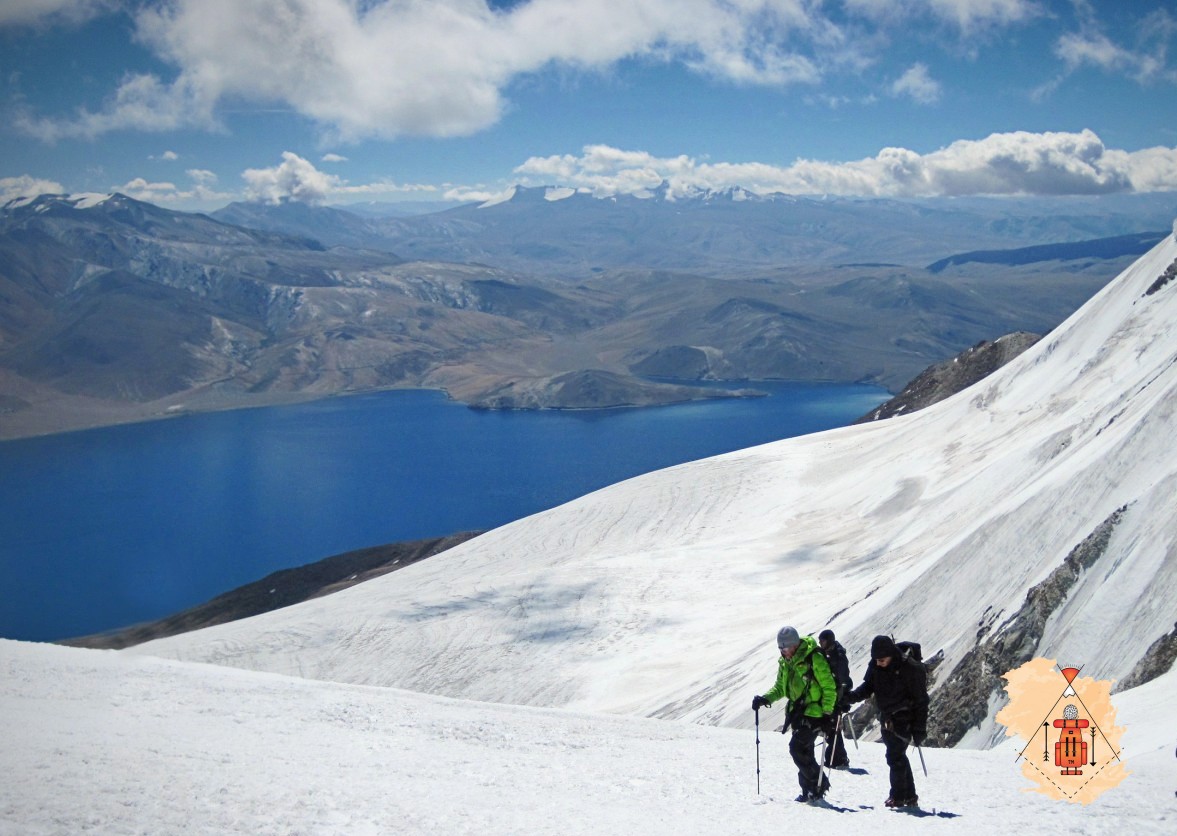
3,208,1176,834
130,228,1177,751
2,189,1173,437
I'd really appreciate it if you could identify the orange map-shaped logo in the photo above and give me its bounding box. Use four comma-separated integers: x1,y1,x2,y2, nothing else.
995,658,1127,804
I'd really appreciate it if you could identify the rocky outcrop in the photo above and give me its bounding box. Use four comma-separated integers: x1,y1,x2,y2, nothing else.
60,531,483,649
1116,622,1177,691
856,332,1042,423
923,506,1126,747
1144,257,1177,296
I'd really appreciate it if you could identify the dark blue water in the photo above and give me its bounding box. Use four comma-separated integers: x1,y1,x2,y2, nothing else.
0,382,886,642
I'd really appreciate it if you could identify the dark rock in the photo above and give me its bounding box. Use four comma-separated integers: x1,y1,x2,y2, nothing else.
856,332,1042,423
926,506,1126,747
59,531,483,649
1116,622,1177,692
1144,258,1177,296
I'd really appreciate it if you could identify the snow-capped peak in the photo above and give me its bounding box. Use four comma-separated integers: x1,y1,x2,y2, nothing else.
2,192,115,213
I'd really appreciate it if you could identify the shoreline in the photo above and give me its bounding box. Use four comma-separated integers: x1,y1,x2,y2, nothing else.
0,377,860,443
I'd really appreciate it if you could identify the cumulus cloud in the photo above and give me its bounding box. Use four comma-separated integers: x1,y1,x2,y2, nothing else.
512,130,1177,198
0,174,66,202
0,0,113,28
891,63,942,104
241,152,342,204
239,152,438,203
21,0,1035,142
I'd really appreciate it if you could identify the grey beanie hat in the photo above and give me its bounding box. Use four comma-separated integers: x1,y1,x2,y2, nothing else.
777,625,801,650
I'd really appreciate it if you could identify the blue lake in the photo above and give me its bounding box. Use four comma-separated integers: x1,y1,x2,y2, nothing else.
0,382,887,642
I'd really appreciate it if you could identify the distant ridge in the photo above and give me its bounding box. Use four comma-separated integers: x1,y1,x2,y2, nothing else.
926,231,1167,273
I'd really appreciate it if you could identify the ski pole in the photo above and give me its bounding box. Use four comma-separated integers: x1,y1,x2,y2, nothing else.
754,708,761,795
916,745,928,777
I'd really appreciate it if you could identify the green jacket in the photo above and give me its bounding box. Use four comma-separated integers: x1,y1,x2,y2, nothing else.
761,635,837,718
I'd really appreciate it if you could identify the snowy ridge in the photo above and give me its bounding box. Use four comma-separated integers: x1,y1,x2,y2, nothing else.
1,192,114,212
132,230,1177,740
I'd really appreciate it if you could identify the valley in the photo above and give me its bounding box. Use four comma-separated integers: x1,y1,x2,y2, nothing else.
3,189,1170,439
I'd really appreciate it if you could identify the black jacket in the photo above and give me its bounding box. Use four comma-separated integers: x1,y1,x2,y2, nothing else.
847,655,929,734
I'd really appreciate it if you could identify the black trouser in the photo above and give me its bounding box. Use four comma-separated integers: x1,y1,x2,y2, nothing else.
881,725,917,801
789,716,830,796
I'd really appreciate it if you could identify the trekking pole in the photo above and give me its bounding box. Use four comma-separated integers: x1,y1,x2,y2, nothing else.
754,708,761,795
844,713,859,750
816,714,838,791
916,744,928,777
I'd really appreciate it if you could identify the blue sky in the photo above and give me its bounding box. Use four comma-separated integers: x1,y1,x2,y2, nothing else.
1,0,1176,210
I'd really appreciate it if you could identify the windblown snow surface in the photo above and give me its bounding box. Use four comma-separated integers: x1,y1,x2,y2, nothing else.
4,231,1177,833
1,640,1174,834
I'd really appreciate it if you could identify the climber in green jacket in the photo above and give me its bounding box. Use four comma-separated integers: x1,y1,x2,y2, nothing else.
752,626,838,802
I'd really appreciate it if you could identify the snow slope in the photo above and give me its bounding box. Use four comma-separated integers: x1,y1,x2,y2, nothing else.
133,230,1177,734
3,639,1175,835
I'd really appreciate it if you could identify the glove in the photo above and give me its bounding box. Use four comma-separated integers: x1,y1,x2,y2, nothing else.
752,695,770,711
912,727,926,747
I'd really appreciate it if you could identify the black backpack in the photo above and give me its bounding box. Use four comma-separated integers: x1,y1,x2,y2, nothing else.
894,640,923,663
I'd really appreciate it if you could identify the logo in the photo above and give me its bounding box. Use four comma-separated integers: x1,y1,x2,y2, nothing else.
995,658,1127,804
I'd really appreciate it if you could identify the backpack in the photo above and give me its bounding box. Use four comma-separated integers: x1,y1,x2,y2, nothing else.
894,640,923,663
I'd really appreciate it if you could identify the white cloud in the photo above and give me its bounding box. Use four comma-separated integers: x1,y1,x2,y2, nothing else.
512,130,1177,198
116,173,233,206
22,0,1040,142
241,152,341,205
321,153,348,163
1054,9,1177,85
0,174,66,202
240,152,439,203
890,63,942,104
0,0,113,28
16,72,218,141
186,168,217,185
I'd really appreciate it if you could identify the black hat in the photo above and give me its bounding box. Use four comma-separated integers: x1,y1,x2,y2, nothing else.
818,629,835,644
871,635,897,660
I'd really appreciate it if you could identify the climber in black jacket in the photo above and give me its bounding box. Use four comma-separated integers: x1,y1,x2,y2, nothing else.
846,635,929,808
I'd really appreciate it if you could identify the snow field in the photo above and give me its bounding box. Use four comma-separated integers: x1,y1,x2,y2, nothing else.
2,639,1175,835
